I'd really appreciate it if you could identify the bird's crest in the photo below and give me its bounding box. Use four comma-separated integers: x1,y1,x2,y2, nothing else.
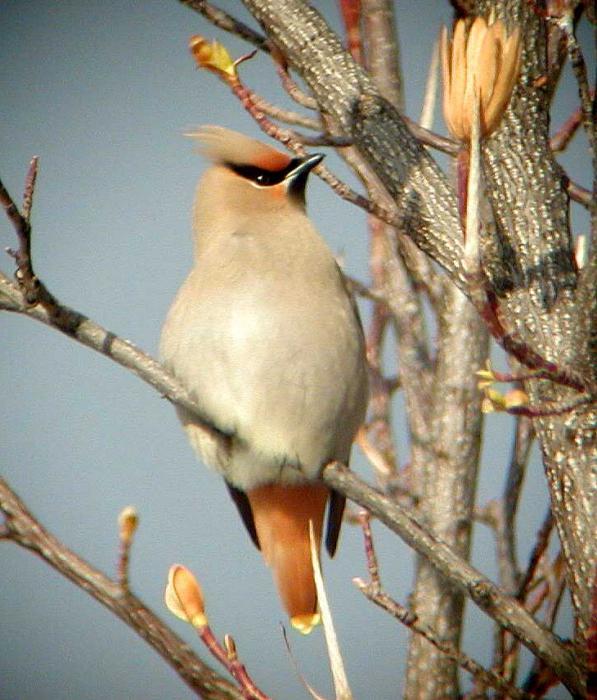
187,126,292,172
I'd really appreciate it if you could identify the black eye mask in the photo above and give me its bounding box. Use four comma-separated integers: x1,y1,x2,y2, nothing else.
227,158,303,186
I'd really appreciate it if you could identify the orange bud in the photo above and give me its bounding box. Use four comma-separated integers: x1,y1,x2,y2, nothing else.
503,388,529,409
189,35,237,79
441,16,521,141
118,506,138,544
164,564,208,628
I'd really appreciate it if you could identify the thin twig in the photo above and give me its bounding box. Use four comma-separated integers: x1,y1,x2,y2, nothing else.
501,416,534,592
280,626,328,700
322,462,583,696
519,553,569,698
356,427,396,486
550,101,586,152
117,506,138,591
404,117,459,155
557,13,595,153
492,418,535,683
556,10,596,243
197,631,271,700
22,155,39,222
275,63,319,109
250,94,321,130
566,179,592,208
363,215,399,486
117,533,134,590
343,274,387,304
518,509,555,600
180,0,269,53
354,513,535,700
1,161,44,306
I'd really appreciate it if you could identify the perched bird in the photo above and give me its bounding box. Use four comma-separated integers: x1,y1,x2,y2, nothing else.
160,127,368,633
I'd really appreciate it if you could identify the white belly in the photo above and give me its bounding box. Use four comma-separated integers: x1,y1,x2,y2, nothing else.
160,240,367,490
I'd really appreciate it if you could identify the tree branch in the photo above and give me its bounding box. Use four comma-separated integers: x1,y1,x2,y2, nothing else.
321,462,583,697
0,478,242,700
354,514,534,700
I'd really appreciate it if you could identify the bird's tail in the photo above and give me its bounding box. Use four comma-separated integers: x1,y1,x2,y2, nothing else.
247,483,328,634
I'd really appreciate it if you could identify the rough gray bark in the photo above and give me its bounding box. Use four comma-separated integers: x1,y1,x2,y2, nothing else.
476,0,596,642
243,0,595,654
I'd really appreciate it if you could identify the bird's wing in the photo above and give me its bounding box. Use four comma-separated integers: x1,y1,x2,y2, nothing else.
225,480,260,550
325,489,346,557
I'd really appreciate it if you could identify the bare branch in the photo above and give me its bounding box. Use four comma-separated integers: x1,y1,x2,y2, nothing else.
354,513,535,700
566,178,592,208
501,416,534,592
0,478,242,700
250,93,321,130
274,63,319,109
322,462,583,696
550,101,585,152
0,271,226,443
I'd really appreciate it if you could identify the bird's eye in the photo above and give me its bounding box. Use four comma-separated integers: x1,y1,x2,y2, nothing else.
256,174,266,184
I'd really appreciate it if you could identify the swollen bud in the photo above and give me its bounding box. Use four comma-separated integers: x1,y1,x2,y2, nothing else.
165,564,208,628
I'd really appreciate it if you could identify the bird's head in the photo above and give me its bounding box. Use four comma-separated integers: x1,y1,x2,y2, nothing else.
188,126,323,221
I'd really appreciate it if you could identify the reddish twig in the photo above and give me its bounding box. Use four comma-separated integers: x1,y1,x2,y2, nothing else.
363,216,399,486
221,68,399,227
501,417,534,591
2,158,40,304
339,0,363,64
477,290,589,393
197,630,271,700
565,178,592,208
505,393,592,418
117,507,138,591
550,101,585,152
324,462,583,695
518,509,555,600
520,553,569,698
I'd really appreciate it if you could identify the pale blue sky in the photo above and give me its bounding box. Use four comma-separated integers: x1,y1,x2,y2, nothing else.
0,2,591,698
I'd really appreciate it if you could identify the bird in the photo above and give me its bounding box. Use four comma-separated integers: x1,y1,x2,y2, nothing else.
160,126,368,634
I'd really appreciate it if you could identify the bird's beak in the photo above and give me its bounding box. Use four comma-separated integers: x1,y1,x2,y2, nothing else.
284,153,325,202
